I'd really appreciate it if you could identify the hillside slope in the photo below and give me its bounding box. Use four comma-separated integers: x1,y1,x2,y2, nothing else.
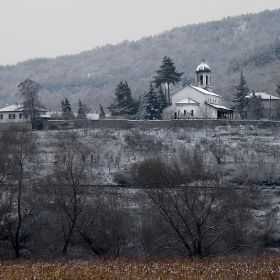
0,9,280,112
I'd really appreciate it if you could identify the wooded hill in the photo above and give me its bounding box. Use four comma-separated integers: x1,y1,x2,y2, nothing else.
0,8,280,112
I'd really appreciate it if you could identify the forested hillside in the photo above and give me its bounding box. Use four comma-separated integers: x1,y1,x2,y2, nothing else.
0,9,280,112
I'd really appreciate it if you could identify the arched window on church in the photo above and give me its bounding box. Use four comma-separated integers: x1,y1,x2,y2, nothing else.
200,75,203,85
206,76,208,86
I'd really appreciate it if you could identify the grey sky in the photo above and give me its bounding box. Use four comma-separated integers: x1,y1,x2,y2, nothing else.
0,0,279,66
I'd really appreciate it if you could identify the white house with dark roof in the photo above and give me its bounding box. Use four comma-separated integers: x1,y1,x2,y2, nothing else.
162,62,233,119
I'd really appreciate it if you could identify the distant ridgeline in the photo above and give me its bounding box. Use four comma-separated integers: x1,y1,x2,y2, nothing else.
0,9,280,111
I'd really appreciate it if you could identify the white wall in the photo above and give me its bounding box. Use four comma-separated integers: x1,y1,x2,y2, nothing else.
162,86,220,119
0,112,28,123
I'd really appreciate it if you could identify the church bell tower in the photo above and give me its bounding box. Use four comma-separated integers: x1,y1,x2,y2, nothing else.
196,61,212,92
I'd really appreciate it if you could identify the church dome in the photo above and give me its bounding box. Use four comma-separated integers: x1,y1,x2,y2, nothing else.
196,62,211,73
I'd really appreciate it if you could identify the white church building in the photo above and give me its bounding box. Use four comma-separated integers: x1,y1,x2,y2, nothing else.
162,62,233,119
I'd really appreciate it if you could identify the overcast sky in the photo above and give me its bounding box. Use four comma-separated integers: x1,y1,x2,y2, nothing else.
0,0,279,66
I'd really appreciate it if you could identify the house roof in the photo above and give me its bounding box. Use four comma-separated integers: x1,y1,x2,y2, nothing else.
0,103,24,112
175,98,199,106
246,92,280,100
0,103,49,114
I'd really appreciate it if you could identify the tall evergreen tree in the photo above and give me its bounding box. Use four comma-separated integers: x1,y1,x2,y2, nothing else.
232,71,250,119
108,81,138,116
153,55,184,104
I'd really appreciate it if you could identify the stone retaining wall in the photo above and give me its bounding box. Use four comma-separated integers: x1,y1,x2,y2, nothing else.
46,119,280,130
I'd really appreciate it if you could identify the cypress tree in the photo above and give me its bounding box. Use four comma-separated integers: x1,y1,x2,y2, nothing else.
99,104,106,119
77,99,83,115
276,84,280,97
232,71,250,119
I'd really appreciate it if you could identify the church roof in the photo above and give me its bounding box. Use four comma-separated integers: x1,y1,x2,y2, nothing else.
190,86,222,97
196,62,211,73
175,98,199,105
170,85,221,97
206,103,233,112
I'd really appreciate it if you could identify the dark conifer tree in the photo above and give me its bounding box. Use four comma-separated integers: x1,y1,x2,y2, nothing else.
99,104,106,119
276,83,280,97
61,97,72,113
138,84,166,120
153,55,184,104
61,97,73,119
158,86,167,107
232,71,250,119
77,99,83,115
77,99,92,119
108,81,138,116
248,90,263,119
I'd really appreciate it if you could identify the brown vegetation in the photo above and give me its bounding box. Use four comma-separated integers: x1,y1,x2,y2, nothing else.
0,255,279,279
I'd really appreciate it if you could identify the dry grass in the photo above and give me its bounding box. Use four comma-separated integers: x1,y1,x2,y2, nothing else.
0,255,280,279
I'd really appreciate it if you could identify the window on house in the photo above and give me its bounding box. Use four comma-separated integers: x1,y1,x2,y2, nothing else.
19,113,23,119
184,110,186,115
0,114,3,120
8,114,16,119
191,110,194,116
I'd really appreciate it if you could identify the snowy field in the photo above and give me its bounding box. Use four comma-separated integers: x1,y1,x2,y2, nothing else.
31,123,280,254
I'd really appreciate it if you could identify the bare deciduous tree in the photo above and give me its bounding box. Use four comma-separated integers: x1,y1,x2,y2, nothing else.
0,125,39,258
131,148,259,256
18,79,45,120
200,103,215,118
46,131,93,256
